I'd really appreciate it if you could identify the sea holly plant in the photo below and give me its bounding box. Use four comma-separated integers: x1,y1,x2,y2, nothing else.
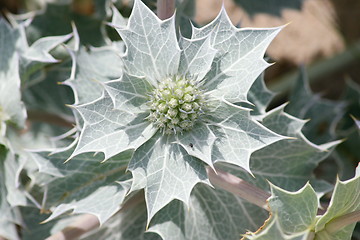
0,0,359,239
69,0,287,224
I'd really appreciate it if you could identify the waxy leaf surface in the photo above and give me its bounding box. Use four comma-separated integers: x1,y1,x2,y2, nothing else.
31,148,133,225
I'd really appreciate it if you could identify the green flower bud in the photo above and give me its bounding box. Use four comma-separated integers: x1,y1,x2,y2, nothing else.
147,76,207,134
158,103,168,113
182,103,192,112
183,94,193,102
169,98,178,108
167,108,178,117
180,112,188,119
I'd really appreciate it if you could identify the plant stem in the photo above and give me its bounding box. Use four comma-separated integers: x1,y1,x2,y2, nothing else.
306,231,315,240
27,110,74,128
269,39,360,97
206,167,270,210
157,0,175,20
325,210,360,234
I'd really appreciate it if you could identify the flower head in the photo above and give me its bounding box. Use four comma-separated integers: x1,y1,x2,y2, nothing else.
147,76,206,134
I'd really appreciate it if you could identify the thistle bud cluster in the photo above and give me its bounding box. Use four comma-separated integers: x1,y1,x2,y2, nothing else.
147,77,206,134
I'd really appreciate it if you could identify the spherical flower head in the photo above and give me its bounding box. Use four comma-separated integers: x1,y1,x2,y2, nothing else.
147,77,206,134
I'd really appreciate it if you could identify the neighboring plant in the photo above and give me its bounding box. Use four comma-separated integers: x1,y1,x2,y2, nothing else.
0,0,359,239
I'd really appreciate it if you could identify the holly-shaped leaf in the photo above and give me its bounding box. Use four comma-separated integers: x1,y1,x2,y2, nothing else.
0,145,22,240
192,9,283,104
30,148,133,225
243,165,360,240
243,182,318,240
247,73,275,116
128,133,209,223
242,217,311,240
80,197,161,240
148,185,268,240
268,183,318,234
315,166,360,239
0,19,27,138
63,27,124,105
286,68,346,144
0,18,72,149
222,104,337,193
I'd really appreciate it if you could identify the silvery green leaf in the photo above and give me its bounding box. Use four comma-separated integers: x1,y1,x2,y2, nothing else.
128,133,209,224
244,167,360,240
208,101,286,173
0,146,22,240
71,92,157,160
84,189,260,240
192,9,283,103
247,73,275,116
65,47,123,105
178,36,217,81
114,0,181,86
104,73,153,110
22,34,72,63
4,153,30,208
23,63,75,121
111,6,127,28
286,68,346,144
31,148,133,225
0,20,72,137
174,122,217,168
315,166,360,240
9,20,71,87
81,199,161,240
222,104,338,192
268,183,318,234
44,183,129,225
0,19,27,131
149,184,268,240
243,183,318,239
244,217,311,240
